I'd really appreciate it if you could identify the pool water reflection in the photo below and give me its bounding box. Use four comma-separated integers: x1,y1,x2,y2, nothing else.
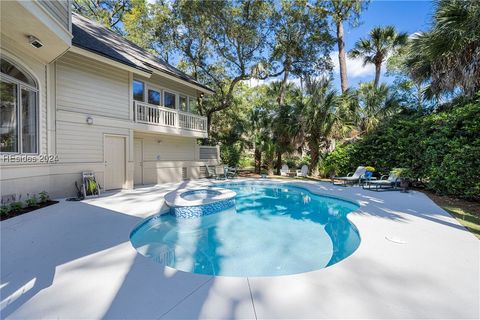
130,182,360,277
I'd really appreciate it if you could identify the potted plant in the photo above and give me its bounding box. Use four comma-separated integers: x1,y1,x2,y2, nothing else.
392,168,414,193
364,166,376,179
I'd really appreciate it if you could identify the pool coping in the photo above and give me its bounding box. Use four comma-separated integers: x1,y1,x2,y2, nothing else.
164,187,237,207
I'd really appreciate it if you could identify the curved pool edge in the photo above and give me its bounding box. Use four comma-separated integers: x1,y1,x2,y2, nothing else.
129,178,364,277
209,179,365,273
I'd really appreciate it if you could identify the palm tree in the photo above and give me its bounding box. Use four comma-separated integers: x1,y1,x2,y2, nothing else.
250,107,274,174
272,103,301,175
349,26,408,87
356,82,400,134
406,0,480,98
300,78,337,176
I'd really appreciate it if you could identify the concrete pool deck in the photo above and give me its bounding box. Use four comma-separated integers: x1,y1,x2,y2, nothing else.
1,179,478,319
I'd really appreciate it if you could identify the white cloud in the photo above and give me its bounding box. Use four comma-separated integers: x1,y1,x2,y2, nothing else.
330,51,376,79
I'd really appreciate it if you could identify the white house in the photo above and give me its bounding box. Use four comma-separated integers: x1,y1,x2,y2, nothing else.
0,1,220,199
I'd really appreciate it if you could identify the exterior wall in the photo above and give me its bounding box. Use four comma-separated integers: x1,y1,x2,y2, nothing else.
1,50,134,198
37,0,71,32
56,52,130,120
0,3,215,201
53,52,134,194
1,47,218,200
0,36,52,199
134,132,220,185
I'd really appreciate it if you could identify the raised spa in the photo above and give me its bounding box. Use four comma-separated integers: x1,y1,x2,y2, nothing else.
130,182,360,277
164,187,236,219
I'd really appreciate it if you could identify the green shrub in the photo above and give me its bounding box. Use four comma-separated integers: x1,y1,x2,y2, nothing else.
39,191,50,203
238,154,254,169
284,155,301,169
322,97,480,199
25,194,38,207
0,205,11,216
428,144,480,198
320,144,357,177
220,143,242,167
9,201,23,211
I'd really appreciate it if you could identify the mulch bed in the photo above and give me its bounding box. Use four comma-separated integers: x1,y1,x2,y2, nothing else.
1,200,59,221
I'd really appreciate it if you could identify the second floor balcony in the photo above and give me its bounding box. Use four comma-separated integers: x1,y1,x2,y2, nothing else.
134,101,207,135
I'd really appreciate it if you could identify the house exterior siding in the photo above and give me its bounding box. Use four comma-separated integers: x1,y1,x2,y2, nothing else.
56,52,130,119
0,4,218,201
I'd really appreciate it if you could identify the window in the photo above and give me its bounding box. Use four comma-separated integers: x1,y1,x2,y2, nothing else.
21,89,37,153
0,58,38,153
189,97,198,114
179,95,188,112
148,88,161,105
164,91,176,109
133,80,144,101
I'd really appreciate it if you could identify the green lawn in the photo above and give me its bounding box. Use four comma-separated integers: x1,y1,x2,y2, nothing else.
442,206,480,239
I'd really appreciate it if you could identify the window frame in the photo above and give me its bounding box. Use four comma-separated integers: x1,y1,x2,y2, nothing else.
163,90,177,110
132,79,145,102
132,79,201,114
179,94,188,112
0,58,39,155
146,85,162,106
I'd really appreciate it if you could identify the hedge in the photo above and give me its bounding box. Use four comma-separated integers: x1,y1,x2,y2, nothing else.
321,97,480,199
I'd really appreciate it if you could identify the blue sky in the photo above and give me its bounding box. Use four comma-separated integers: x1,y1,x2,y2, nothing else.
331,0,435,90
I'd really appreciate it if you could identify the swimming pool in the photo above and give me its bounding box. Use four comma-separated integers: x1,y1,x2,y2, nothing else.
130,182,360,277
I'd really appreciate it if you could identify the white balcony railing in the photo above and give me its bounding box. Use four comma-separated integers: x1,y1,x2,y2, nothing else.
134,101,207,133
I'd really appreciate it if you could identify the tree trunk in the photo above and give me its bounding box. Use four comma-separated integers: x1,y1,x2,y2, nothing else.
254,147,261,174
415,81,423,113
278,67,290,105
308,141,320,177
336,21,348,93
276,151,282,175
266,158,274,175
374,63,381,87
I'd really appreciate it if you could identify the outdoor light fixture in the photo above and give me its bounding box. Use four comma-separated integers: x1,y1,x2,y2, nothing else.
28,35,43,48
86,116,94,125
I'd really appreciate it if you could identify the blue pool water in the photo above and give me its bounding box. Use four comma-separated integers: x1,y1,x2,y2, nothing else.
130,182,360,277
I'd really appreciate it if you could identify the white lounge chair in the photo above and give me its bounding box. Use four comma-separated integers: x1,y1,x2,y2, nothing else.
296,165,308,177
206,164,224,179
205,164,216,178
363,172,400,191
280,164,289,176
333,166,366,186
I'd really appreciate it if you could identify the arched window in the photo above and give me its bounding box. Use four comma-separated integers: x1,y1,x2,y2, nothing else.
0,58,38,153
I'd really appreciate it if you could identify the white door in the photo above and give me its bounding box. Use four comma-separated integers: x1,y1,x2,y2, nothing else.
104,136,126,190
134,138,143,185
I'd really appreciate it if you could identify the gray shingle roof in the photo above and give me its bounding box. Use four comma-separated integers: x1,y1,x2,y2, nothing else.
71,13,214,93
